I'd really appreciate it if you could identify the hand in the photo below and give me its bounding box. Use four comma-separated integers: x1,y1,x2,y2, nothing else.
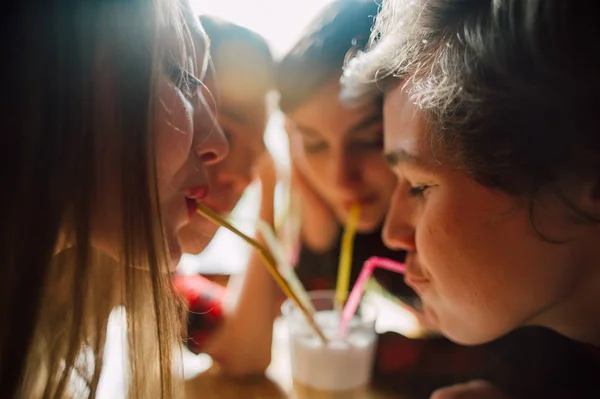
288,145,339,252
286,119,335,221
290,159,334,221
255,150,278,194
430,380,512,399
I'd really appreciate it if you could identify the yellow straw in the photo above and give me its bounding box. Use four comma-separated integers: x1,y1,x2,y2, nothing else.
253,219,315,313
196,203,327,344
335,203,361,310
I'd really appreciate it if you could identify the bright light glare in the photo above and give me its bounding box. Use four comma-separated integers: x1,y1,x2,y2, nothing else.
192,0,333,57
181,1,333,276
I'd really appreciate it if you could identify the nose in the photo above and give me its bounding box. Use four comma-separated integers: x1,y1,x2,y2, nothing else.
383,187,417,252
330,150,361,192
193,95,229,165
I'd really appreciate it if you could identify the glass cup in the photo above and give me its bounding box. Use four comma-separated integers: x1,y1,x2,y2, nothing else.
282,290,377,399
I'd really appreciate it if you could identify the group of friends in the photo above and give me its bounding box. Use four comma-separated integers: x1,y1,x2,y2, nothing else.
3,0,600,398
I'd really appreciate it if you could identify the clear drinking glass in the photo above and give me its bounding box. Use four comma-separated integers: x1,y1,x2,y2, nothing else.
282,290,377,399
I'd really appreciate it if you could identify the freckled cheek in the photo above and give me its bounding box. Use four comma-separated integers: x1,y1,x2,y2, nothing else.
419,209,496,315
416,220,445,281
416,203,465,279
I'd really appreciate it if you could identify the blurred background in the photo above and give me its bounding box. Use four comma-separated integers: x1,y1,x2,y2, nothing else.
192,0,334,58
179,0,336,277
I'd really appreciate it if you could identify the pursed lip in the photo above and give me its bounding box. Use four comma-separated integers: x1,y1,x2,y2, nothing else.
404,274,430,297
185,185,210,220
403,259,430,295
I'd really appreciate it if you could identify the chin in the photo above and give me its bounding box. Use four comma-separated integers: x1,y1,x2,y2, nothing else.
356,214,384,233
336,208,382,233
180,234,211,255
441,321,508,346
356,223,378,234
179,222,218,255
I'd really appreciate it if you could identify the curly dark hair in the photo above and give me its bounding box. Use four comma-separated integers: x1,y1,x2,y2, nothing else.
342,0,600,225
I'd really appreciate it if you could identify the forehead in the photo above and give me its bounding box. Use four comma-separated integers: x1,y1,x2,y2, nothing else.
288,81,380,135
215,62,271,106
213,41,271,89
218,98,268,140
212,53,269,132
383,83,430,155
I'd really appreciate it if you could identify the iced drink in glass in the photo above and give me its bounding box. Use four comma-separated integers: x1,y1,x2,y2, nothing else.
282,290,377,399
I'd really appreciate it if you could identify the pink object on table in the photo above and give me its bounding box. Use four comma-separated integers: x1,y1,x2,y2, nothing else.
337,256,405,337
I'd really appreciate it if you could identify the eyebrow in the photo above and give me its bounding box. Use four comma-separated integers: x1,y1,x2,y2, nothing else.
384,149,432,168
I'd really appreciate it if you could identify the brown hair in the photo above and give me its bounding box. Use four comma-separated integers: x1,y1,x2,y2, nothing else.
343,0,600,225
0,0,197,397
277,0,380,113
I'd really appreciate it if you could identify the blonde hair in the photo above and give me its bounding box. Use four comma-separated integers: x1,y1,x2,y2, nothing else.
0,0,200,397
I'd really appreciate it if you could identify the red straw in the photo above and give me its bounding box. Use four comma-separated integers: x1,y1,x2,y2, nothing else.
337,256,405,337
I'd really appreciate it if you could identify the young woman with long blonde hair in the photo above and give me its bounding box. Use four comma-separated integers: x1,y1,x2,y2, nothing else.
0,0,228,397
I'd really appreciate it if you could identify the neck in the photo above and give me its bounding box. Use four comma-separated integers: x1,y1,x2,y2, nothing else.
538,245,600,346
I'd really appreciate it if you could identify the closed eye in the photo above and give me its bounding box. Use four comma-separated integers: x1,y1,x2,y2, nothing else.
303,140,329,153
408,185,430,197
166,62,202,98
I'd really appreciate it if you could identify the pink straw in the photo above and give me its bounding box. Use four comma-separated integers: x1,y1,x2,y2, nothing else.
337,256,405,337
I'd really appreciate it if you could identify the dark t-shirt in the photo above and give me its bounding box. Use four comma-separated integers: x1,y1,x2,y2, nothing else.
294,226,418,307
180,226,600,398
374,326,600,399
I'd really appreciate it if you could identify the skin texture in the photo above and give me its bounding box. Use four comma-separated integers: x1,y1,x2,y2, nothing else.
178,39,269,254
286,79,397,250
382,82,600,346
173,22,276,376
92,17,229,269
202,152,279,376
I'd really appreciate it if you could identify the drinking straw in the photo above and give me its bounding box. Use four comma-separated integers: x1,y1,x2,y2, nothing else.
334,203,361,310
337,256,405,337
253,218,315,313
196,203,328,343
212,215,314,313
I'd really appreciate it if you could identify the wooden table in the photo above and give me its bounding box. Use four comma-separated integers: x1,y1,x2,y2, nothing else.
184,293,423,399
